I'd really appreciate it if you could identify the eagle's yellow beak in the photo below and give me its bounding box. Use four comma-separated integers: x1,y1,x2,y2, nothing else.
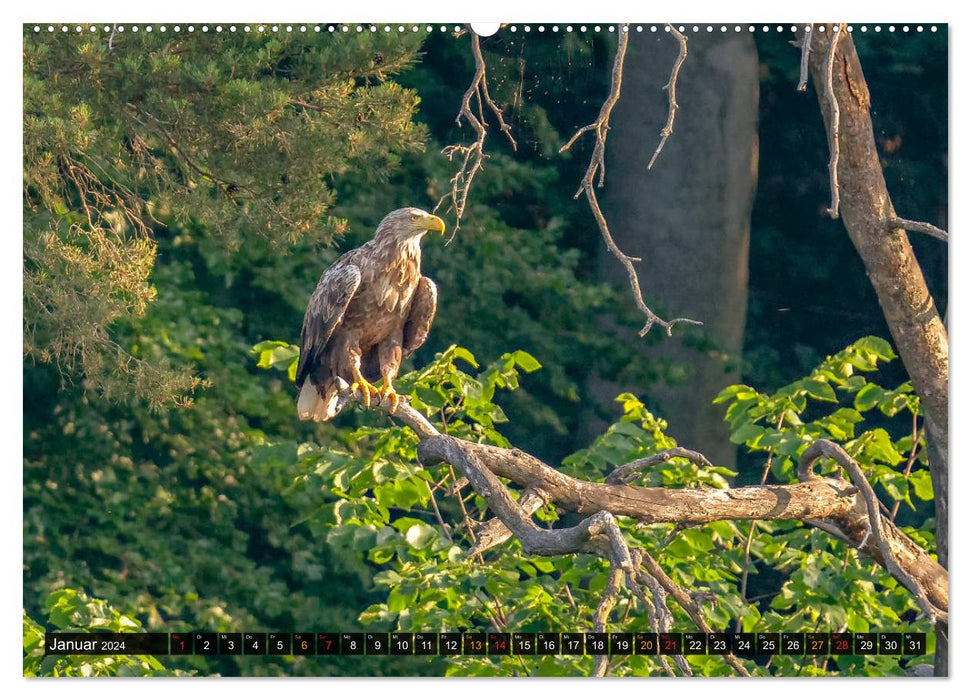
423,214,446,235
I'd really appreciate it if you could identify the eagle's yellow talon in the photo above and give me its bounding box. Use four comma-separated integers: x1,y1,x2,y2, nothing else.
385,390,400,414
379,378,400,414
349,379,378,409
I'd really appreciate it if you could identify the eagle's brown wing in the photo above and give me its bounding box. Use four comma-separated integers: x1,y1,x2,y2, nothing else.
295,261,362,388
402,276,438,358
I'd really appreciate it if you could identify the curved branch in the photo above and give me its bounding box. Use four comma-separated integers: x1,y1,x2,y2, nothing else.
337,390,947,655
418,435,633,569
799,439,947,623
606,446,712,484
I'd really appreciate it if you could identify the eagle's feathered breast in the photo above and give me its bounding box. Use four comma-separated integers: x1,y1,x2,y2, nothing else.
341,239,421,347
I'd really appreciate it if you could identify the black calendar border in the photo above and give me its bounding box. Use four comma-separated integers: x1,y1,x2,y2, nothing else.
42,631,927,657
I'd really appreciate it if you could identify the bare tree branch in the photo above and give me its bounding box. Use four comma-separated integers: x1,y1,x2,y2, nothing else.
465,488,547,558
624,567,677,676
437,27,517,237
419,435,635,573
606,446,711,484
822,24,844,219
592,565,625,676
888,216,949,243
560,24,701,337
797,26,813,92
647,25,688,170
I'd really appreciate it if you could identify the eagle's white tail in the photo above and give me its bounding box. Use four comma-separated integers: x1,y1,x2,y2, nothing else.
297,379,341,422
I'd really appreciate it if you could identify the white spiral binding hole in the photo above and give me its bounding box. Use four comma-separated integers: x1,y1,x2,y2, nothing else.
32,24,941,36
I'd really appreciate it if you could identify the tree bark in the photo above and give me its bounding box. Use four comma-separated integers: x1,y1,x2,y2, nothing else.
807,27,948,674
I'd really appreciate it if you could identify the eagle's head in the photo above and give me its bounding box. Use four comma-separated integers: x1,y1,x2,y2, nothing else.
374,207,446,245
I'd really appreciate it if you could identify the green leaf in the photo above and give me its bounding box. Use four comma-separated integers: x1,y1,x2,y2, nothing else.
510,350,541,372
846,609,871,633
730,423,764,445
802,378,838,402
855,336,896,361
910,471,934,501
404,522,439,550
681,529,715,552
879,472,909,502
864,429,905,466
854,384,885,412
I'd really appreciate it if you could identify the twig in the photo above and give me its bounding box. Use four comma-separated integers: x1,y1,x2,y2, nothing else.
625,563,677,676
606,446,711,484
888,217,949,243
437,27,517,238
799,439,947,624
797,26,813,92
738,412,785,623
803,518,853,544
424,479,450,538
560,24,701,337
823,25,844,219
647,25,688,170
891,419,924,522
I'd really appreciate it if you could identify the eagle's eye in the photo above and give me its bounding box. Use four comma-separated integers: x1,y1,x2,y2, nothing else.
410,214,419,222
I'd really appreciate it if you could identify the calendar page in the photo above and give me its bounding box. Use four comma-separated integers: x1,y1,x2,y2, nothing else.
22,16,948,679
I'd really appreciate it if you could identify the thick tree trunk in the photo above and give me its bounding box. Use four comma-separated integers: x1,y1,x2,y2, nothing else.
589,31,759,470
807,27,948,675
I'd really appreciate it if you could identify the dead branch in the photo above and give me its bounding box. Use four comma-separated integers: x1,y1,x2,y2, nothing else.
624,567,677,676
592,566,625,676
606,446,711,484
465,488,547,558
560,23,701,337
888,216,949,243
799,439,947,624
647,25,688,170
418,435,633,570
797,27,812,92
437,27,517,237
822,24,844,219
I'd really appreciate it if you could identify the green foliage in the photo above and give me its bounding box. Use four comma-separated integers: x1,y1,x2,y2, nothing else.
715,336,932,511
711,337,936,675
24,26,425,406
256,338,934,676
23,28,640,678
24,589,182,677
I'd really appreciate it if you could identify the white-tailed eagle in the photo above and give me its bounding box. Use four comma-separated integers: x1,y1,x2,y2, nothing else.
296,207,444,421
